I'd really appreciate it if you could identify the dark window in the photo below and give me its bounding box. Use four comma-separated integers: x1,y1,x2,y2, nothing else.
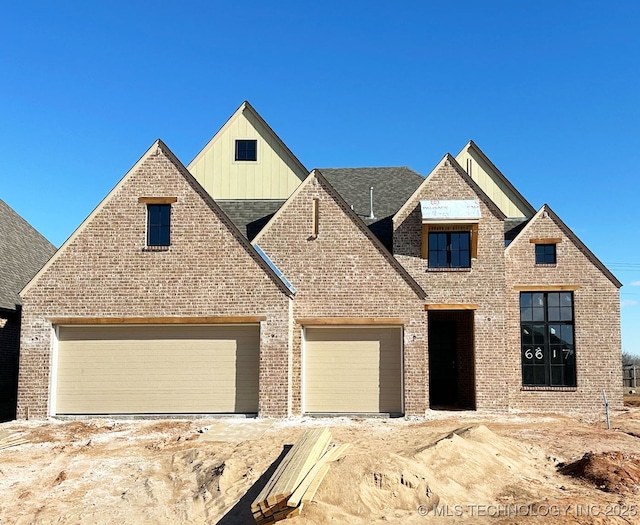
520,292,576,387
147,204,171,246
535,244,556,264
428,231,471,268
235,139,257,161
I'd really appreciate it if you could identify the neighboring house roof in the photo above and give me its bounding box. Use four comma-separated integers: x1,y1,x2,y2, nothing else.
21,140,296,300
507,204,622,288
455,140,536,219
217,199,286,241
0,199,56,310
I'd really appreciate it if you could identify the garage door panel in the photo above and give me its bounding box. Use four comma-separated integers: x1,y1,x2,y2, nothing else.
56,325,259,414
304,327,402,414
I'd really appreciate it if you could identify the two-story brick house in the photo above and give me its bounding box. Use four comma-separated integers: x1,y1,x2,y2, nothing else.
16,102,622,419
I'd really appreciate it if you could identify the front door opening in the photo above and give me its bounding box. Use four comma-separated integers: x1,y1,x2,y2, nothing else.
428,310,475,410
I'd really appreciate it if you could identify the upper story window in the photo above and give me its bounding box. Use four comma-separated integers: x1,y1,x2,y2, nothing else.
535,244,556,264
428,231,471,268
235,139,257,161
147,204,171,246
420,199,480,270
520,291,576,388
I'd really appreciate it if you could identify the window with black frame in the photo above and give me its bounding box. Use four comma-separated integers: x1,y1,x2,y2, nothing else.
428,231,471,268
147,204,171,246
535,243,556,264
520,291,576,387
235,139,257,161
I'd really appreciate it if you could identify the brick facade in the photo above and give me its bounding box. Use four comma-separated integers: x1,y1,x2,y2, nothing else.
505,207,623,411
393,156,510,410
254,171,428,416
17,142,291,419
16,140,622,418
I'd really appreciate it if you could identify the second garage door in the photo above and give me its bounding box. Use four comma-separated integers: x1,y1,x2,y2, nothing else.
55,324,259,415
304,326,402,414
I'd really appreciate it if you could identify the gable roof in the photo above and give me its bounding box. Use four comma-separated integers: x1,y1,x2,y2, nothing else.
188,101,308,175
217,199,286,241
253,169,426,300
187,101,308,199
394,154,507,224
0,199,56,310
455,140,536,218
22,140,296,299
319,167,425,222
506,204,622,288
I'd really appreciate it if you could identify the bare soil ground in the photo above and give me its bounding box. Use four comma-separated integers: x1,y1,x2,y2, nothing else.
1,407,639,525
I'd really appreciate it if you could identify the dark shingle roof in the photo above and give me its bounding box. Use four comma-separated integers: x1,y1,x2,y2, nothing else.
216,168,425,250
0,199,57,310
318,167,425,250
217,200,286,241
319,167,425,223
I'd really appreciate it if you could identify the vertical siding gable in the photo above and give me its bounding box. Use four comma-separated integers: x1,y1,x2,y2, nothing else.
455,144,535,219
188,103,307,200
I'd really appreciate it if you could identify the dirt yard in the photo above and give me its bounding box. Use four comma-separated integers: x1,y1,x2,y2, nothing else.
1,405,639,524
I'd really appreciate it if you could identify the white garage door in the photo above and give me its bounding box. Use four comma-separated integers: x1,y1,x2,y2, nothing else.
55,324,259,415
304,327,402,414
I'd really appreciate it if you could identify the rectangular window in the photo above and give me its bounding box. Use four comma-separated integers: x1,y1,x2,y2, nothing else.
428,231,471,268
520,292,576,387
535,244,556,264
147,204,171,246
235,139,257,161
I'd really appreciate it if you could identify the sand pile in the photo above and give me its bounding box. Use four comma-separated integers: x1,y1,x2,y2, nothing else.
299,425,554,524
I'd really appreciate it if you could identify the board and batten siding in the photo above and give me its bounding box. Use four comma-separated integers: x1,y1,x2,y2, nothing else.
188,107,306,199
54,325,260,415
455,148,533,218
303,327,403,414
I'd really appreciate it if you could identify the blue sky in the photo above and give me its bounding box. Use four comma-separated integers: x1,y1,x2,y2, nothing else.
1,1,639,355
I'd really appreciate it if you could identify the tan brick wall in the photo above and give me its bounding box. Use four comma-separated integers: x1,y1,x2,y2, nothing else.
393,158,509,410
255,173,428,416
505,209,623,412
17,145,291,419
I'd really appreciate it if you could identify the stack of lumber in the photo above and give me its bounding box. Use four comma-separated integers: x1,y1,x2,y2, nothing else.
252,428,349,524
0,432,28,451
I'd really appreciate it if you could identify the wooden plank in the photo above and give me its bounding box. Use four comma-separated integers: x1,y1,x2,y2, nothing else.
49,316,266,325
301,463,330,505
287,443,350,507
424,304,478,311
137,196,178,204
296,318,406,326
266,428,331,507
529,237,562,244
251,446,296,513
513,285,581,291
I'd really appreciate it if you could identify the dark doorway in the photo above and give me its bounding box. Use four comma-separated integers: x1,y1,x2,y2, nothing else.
428,311,475,410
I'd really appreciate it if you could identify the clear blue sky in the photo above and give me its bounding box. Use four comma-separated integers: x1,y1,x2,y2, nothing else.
1,1,639,355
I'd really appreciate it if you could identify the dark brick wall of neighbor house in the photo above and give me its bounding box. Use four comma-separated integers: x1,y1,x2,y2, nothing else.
0,309,20,421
